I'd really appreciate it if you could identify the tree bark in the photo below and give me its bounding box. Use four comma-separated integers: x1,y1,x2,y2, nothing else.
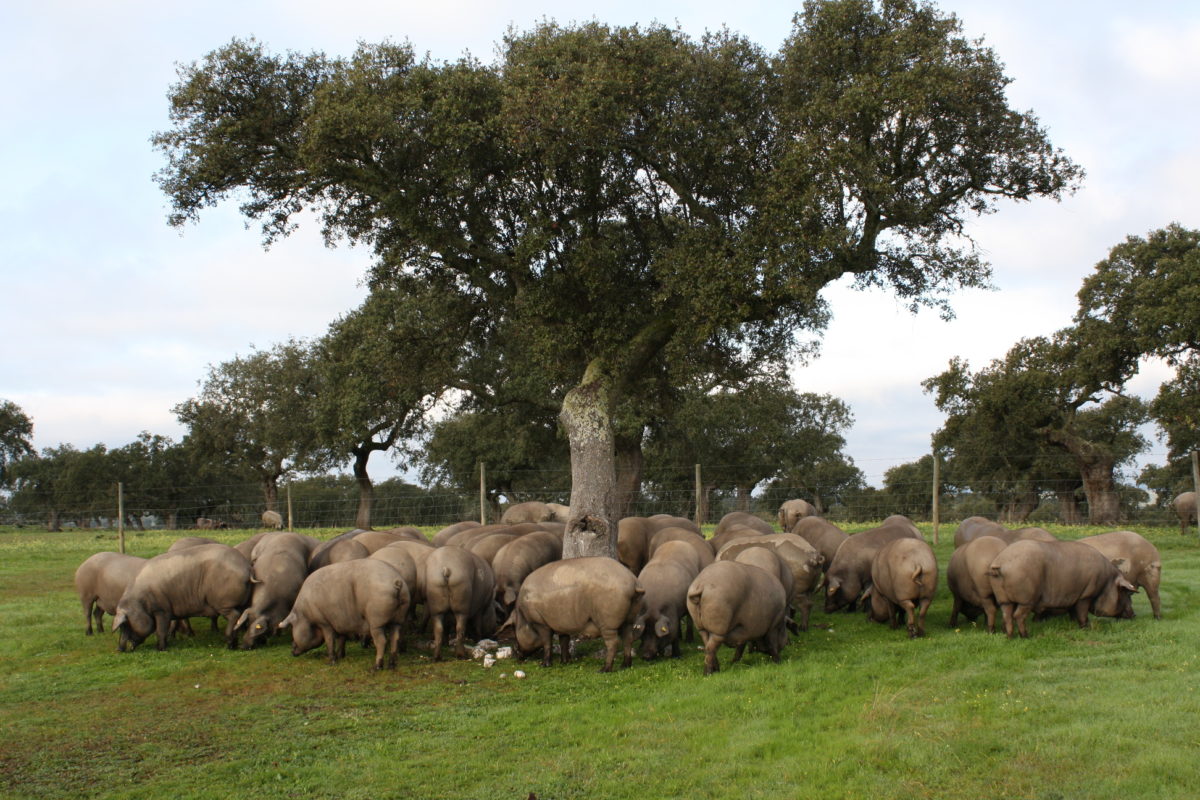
352,445,375,530
261,473,280,513
1056,489,1082,525
614,432,644,519
1000,489,1040,524
1043,428,1122,525
735,484,752,512
560,363,618,559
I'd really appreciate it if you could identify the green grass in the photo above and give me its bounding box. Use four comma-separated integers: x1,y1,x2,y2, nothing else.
2,523,1199,799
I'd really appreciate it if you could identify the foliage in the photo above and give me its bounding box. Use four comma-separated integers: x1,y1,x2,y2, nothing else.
4,524,1198,800
1075,223,1200,367
153,1,1081,549
0,399,34,486
645,377,861,512
419,407,569,510
925,333,1149,525
174,340,321,510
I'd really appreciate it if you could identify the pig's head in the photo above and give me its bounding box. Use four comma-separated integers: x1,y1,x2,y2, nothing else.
861,586,892,624
1092,567,1138,619
111,601,153,652
824,573,859,613
278,612,321,656
236,609,272,650
639,614,676,660
511,608,541,658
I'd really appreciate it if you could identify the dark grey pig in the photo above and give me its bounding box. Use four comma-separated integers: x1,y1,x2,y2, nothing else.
686,560,787,676
74,552,147,635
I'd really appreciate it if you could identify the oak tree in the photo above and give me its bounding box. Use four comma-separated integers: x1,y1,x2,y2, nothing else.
155,1,1080,555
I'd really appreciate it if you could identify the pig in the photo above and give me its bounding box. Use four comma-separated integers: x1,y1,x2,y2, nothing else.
790,517,847,574
431,520,482,547
717,534,824,631
379,526,428,542
234,533,310,649
167,536,220,551
946,535,1008,632
262,510,283,529
863,538,938,638
648,539,705,578
307,530,368,570
1077,530,1163,619
778,499,817,531
352,530,413,554
75,552,147,635
824,523,923,612
618,516,704,574
633,557,695,659
987,539,1137,638
501,501,557,525
277,559,410,670
112,543,251,652
509,557,645,672
492,531,563,614
647,526,713,567
647,514,700,534
1173,491,1197,536
687,560,788,676
424,546,497,661
466,532,522,566
952,516,1009,548
234,531,272,561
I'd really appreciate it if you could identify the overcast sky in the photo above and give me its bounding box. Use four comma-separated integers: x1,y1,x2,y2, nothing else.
2,1,1198,486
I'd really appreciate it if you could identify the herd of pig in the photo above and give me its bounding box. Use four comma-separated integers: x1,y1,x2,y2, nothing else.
72,502,1161,676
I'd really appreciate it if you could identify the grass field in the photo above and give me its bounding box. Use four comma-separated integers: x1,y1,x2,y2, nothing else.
2,523,1198,800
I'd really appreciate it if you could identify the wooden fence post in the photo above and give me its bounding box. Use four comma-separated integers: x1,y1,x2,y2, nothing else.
694,463,703,527
1191,450,1200,536
479,461,487,525
286,482,294,532
931,451,940,545
117,482,125,554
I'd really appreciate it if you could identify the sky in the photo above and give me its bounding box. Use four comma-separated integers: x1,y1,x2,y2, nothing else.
2,1,1199,487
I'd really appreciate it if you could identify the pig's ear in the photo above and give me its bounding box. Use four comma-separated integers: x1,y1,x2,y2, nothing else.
234,609,252,631
276,613,294,630
826,577,841,596
1117,575,1137,593
1110,557,1129,573
111,611,127,632
496,610,516,635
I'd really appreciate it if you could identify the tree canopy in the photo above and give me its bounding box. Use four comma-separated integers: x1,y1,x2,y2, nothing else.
155,0,1081,554
0,399,34,486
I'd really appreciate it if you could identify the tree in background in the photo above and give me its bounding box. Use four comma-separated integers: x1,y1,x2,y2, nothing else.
311,288,463,528
419,407,569,521
0,400,34,487
925,332,1148,525
175,340,321,513
154,2,1080,556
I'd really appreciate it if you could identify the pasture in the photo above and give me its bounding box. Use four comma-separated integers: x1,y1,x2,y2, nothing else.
1,523,1198,799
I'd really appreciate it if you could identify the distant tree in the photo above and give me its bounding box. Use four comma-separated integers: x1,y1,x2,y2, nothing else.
1075,224,1200,368
419,408,569,521
8,444,112,531
0,399,34,486
175,340,320,513
311,289,462,528
155,3,1080,556
925,333,1149,525
646,378,856,518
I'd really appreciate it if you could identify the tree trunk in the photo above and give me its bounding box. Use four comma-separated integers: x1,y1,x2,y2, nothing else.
352,446,374,530
262,474,280,513
1043,428,1121,526
166,511,178,531
1056,489,1082,525
1079,460,1121,525
560,366,617,559
614,432,644,519
1000,488,1039,523
47,509,60,532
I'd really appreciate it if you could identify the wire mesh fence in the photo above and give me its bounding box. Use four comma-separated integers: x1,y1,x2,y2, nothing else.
0,455,1189,531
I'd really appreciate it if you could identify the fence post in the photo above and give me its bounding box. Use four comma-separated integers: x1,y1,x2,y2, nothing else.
286,481,294,532
117,482,125,554
479,461,487,525
931,450,940,545
1192,450,1200,536
694,463,703,527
